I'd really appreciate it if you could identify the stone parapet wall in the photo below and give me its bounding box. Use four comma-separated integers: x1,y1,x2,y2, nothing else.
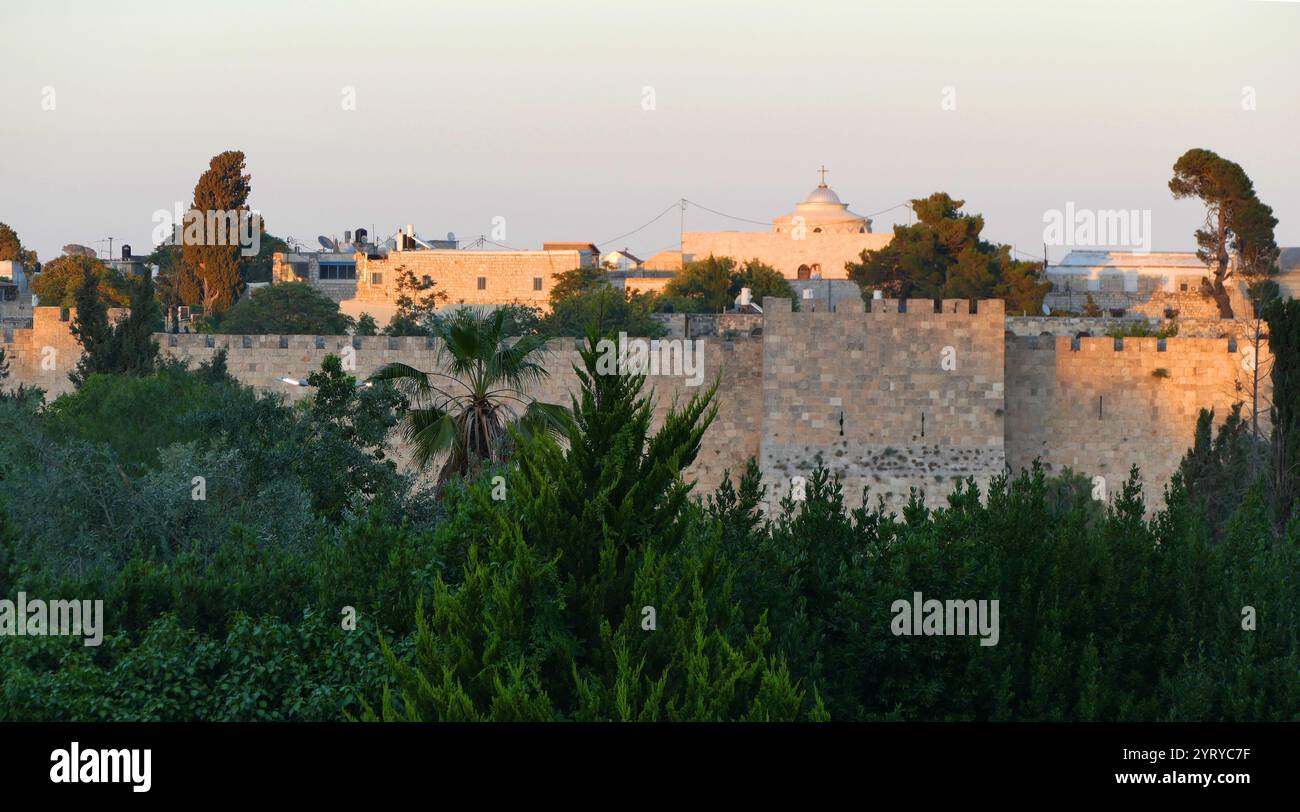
3,302,1265,516
1005,334,1269,508
759,296,1006,511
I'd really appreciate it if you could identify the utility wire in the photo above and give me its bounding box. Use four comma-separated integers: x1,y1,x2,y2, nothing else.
681,199,769,227
595,202,682,248
863,205,915,222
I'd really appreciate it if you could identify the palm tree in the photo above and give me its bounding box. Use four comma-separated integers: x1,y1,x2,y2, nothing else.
369,308,568,484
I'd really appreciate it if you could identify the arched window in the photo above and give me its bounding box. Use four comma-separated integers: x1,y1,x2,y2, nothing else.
797,264,811,280
813,227,822,233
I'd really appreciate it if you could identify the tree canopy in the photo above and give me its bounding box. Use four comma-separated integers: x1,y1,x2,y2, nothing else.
0,222,39,271
846,192,1051,315
541,266,664,337
1169,148,1278,316
216,282,354,335
31,255,130,308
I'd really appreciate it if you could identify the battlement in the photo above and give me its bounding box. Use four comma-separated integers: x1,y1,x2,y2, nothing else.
762,296,1005,318
1044,335,1240,353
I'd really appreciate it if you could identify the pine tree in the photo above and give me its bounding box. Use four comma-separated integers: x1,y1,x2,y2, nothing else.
371,329,815,720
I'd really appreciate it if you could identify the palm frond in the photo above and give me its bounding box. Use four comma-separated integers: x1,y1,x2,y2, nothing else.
404,407,459,471
517,400,572,444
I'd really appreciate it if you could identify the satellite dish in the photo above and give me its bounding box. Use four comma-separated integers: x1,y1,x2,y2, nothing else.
317,235,339,251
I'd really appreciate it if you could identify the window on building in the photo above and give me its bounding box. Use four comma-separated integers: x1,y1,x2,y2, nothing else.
319,262,356,281
533,277,543,291
477,277,487,290
371,273,383,286
421,275,433,288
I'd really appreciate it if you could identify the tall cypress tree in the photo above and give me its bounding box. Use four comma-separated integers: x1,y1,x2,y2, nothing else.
182,150,251,315
1265,298,1300,525
68,266,114,387
68,265,159,387
116,267,160,376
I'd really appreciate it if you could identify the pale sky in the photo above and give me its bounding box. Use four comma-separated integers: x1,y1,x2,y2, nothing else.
1,0,1297,264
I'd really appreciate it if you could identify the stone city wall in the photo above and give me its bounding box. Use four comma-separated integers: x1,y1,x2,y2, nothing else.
3,302,1263,515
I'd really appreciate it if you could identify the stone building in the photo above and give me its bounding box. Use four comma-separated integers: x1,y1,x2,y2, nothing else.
273,238,598,322
0,260,34,325
1043,250,1220,316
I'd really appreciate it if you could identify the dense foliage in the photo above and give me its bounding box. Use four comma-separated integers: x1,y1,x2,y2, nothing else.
0,320,1297,721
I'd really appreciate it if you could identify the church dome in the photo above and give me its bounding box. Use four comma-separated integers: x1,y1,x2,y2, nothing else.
804,184,842,205
770,169,873,235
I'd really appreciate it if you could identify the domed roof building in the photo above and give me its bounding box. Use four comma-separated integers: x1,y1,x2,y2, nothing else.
773,171,872,236
680,166,894,285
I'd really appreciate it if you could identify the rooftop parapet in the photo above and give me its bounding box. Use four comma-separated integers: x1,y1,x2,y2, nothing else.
1051,335,1244,353
867,297,1004,316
